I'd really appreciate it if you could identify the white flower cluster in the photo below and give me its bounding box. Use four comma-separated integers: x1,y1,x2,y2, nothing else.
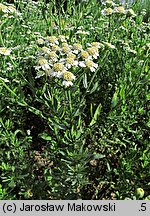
101,1,136,17
0,3,21,16
35,35,101,87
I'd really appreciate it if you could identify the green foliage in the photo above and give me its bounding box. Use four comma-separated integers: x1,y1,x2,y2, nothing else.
0,0,149,199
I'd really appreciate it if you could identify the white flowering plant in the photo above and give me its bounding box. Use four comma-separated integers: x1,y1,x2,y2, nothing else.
34,35,101,87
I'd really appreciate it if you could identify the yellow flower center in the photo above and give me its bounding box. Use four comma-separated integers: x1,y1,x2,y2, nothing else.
0,3,7,11
0,47,11,55
46,36,58,43
91,42,99,47
63,71,75,81
66,57,75,65
51,44,59,51
38,58,48,66
106,8,113,14
117,6,125,13
37,38,44,45
62,46,71,54
53,63,64,72
41,46,50,53
81,51,89,59
61,42,69,47
87,47,98,55
85,59,94,68
73,43,82,51
49,51,58,59
67,53,76,59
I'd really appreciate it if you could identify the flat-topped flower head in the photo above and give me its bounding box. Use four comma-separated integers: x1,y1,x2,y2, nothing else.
37,38,44,45
114,6,126,14
80,51,90,60
48,51,58,62
53,62,65,72
0,47,11,56
51,44,60,52
87,47,99,59
0,3,8,12
0,4,20,15
46,36,59,45
37,57,50,71
63,71,76,81
91,42,101,48
58,35,67,42
85,59,98,72
73,43,82,54
61,46,71,54
67,53,76,59
61,42,69,47
102,8,113,16
41,46,50,54
65,57,78,69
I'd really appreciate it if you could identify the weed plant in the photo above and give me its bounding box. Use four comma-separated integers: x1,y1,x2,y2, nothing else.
0,0,149,199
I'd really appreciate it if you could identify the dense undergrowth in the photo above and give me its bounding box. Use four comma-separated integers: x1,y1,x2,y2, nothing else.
0,0,149,199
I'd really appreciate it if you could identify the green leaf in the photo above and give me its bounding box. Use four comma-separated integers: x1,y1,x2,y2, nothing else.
38,132,52,141
89,103,102,126
83,73,88,88
48,117,67,130
111,89,119,108
90,81,99,94
92,154,105,159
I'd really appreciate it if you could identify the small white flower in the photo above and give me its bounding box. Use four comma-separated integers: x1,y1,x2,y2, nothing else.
80,51,90,60
101,0,115,6
78,61,86,68
40,46,50,54
58,35,67,42
50,62,66,78
0,3,9,13
76,30,90,35
0,47,11,56
51,44,60,52
90,42,101,48
63,71,76,81
85,59,98,72
61,46,72,55
37,38,44,45
46,36,59,45
114,6,127,14
48,51,58,62
62,80,73,87
101,8,114,16
87,47,99,59
72,43,82,54
36,57,50,71
65,57,78,69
